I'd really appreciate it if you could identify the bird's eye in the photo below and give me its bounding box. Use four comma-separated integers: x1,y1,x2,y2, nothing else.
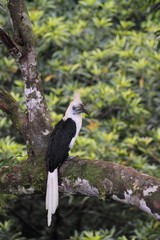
72,106,76,111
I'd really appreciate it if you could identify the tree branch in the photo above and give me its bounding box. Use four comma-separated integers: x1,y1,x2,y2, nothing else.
0,28,22,59
0,88,28,141
0,158,160,220
8,0,35,48
60,159,160,220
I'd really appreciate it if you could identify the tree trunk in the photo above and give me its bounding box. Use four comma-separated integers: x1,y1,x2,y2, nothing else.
0,0,52,160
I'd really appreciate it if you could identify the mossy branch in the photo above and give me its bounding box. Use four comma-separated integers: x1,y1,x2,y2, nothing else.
60,158,160,220
0,157,160,221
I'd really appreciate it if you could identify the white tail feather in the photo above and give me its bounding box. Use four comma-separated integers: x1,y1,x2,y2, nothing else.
46,169,59,226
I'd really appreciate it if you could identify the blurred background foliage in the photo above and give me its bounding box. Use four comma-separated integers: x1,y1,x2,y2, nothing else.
0,0,160,239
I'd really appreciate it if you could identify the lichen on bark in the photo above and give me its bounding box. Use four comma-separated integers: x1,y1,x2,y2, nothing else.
60,158,160,220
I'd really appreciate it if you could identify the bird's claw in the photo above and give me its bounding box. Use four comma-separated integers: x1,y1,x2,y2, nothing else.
67,155,79,160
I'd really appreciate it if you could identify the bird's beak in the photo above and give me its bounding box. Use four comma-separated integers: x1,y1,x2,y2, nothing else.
80,104,89,115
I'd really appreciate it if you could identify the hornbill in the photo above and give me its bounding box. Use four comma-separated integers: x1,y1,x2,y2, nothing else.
46,92,88,226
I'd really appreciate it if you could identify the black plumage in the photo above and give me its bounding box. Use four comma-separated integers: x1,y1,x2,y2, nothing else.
46,92,88,226
47,118,76,172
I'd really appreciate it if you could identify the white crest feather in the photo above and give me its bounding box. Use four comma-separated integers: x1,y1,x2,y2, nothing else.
72,91,82,105
73,91,81,101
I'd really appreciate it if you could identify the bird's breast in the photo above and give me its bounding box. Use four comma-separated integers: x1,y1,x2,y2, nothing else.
69,115,82,148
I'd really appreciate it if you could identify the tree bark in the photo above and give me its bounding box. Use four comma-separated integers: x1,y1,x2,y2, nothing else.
9,0,52,158
60,159,160,221
0,158,160,220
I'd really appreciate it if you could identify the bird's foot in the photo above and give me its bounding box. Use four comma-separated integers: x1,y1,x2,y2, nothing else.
67,155,79,161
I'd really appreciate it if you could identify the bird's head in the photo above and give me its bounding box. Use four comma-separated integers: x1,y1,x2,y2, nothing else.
63,92,88,120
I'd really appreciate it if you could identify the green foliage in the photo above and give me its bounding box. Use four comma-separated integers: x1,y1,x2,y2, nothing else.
69,228,116,240
0,220,26,240
134,220,160,240
0,0,160,239
0,136,27,168
69,220,160,240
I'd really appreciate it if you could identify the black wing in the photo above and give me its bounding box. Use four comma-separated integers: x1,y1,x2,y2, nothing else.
46,118,76,172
